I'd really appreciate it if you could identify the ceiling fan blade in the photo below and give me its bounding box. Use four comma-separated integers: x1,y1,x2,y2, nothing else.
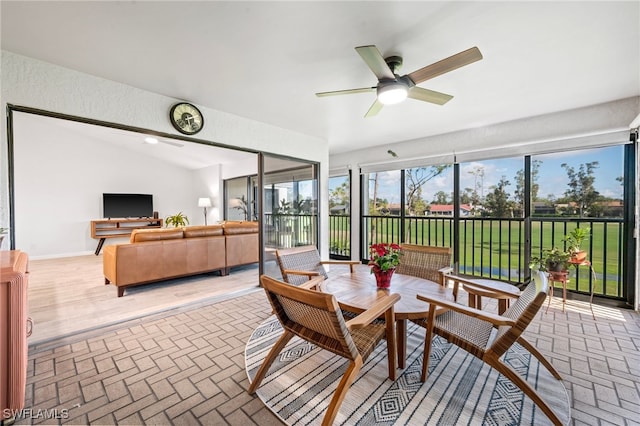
407,46,483,84
355,45,395,80
364,99,384,118
315,87,375,97
408,87,453,105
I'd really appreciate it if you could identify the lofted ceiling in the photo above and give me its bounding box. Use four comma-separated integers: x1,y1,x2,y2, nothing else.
2,1,639,156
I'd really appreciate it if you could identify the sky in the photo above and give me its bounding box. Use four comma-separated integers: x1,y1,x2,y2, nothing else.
330,145,625,205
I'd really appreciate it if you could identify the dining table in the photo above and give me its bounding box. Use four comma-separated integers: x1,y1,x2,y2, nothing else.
318,264,455,369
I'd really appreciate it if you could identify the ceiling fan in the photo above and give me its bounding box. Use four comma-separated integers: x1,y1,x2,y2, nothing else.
316,45,483,117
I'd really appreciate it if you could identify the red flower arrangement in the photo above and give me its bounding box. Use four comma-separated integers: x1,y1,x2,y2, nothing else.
368,243,401,272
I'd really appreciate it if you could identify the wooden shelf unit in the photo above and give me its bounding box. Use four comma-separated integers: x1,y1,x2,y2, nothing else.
91,218,163,255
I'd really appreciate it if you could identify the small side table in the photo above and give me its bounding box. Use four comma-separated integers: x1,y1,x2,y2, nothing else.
461,278,521,315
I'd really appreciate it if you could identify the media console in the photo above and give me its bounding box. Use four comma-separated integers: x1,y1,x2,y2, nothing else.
91,218,163,255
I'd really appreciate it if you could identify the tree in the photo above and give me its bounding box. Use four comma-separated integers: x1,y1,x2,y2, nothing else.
403,166,450,240
329,180,349,212
468,166,485,203
432,191,449,204
405,166,450,216
483,176,513,217
460,188,474,205
368,197,389,215
413,197,429,216
514,159,541,211
561,161,600,217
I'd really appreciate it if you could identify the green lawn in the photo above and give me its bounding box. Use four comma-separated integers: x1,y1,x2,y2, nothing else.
331,215,625,297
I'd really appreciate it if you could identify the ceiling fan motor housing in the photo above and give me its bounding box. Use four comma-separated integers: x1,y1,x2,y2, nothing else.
385,55,403,74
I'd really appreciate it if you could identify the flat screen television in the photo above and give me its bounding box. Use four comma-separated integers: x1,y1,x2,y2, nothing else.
103,193,153,218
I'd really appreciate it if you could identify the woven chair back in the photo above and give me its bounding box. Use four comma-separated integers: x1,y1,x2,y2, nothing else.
396,244,452,283
276,245,328,285
489,270,548,357
260,275,359,360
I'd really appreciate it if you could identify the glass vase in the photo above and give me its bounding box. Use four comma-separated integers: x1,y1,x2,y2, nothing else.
372,266,395,289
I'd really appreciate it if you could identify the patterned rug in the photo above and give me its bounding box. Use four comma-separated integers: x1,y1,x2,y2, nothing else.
245,316,570,425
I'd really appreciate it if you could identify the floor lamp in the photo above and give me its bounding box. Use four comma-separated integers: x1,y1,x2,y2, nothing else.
198,197,212,225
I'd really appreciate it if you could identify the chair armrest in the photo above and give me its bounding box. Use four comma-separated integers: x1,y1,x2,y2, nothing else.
299,276,324,290
438,266,454,275
438,266,455,287
416,293,515,326
320,260,360,273
283,269,321,279
448,274,520,298
346,293,401,330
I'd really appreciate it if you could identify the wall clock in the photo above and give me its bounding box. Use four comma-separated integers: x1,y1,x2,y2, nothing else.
169,102,204,135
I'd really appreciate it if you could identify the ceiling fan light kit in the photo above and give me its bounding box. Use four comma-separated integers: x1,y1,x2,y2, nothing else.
315,45,483,117
377,81,408,105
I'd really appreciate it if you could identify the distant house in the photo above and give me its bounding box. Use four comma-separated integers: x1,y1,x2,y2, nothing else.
533,202,556,215
428,204,473,217
594,200,624,217
375,203,476,217
385,203,402,215
330,204,349,214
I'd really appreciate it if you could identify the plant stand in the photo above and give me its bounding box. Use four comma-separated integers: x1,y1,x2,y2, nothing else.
546,270,569,313
546,260,598,319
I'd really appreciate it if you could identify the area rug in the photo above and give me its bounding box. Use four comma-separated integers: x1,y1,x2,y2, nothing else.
245,316,570,425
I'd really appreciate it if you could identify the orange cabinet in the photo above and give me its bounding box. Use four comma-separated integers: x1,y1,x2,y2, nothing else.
0,250,29,422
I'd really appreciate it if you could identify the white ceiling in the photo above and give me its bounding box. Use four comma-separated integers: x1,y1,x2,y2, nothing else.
2,1,639,156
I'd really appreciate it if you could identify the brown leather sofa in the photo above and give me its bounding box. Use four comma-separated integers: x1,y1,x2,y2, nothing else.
223,221,259,274
104,225,226,297
103,222,259,297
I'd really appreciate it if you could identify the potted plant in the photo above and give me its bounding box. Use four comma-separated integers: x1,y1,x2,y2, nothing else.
368,242,401,288
563,226,590,263
529,247,571,272
232,195,249,221
273,199,293,232
165,212,189,228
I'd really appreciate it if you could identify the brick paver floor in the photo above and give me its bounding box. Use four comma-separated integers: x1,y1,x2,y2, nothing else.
12,285,640,425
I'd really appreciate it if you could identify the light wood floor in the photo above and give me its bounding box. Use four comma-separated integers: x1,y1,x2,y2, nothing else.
26,254,263,345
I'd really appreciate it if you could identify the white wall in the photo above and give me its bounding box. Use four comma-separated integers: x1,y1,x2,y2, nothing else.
1,51,330,258
221,158,257,180
192,164,223,225
13,112,200,257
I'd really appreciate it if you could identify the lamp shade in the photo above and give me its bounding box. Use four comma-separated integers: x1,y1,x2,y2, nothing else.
198,197,212,208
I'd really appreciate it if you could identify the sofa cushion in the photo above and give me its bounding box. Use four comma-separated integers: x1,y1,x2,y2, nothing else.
226,232,259,267
222,221,258,235
130,228,184,243
183,225,224,238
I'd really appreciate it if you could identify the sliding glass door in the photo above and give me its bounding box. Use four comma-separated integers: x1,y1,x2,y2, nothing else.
260,154,319,279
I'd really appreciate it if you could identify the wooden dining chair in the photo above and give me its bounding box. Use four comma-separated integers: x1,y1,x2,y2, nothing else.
249,275,400,426
416,270,564,425
396,244,455,295
275,245,360,285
